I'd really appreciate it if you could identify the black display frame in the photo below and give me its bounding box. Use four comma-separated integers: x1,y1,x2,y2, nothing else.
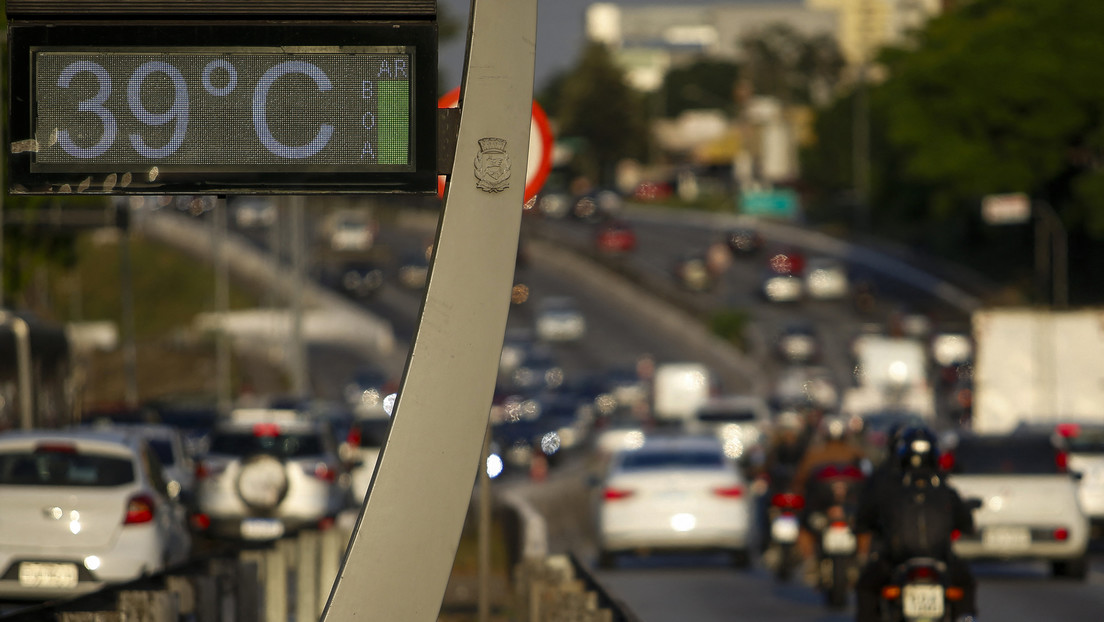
9,20,438,195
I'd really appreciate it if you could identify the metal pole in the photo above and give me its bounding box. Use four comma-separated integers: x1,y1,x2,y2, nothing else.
1035,204,1051,305
320,0,537,618
9,315,33,429
478,430,492,622
290,195,307,398
1051,210,1069,309
118,203,139,408
1034,201,1068,308
853,63,870,232
213,198,232,414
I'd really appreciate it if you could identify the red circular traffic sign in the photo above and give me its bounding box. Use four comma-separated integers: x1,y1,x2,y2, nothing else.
437,87,554,204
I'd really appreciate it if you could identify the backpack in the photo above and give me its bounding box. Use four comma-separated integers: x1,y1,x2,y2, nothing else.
882,471,957,562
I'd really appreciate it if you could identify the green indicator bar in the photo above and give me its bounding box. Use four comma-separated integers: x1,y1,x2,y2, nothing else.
378,80,409,165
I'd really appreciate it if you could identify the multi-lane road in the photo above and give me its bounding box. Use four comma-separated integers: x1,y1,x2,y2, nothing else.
352,203,1103,621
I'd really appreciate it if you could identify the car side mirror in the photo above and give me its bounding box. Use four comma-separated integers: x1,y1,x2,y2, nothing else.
965,497,983,511
1070,470,1084,482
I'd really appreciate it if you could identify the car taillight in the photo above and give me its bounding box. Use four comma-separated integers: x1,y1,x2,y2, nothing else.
951,529,962,541
1056,451,1069,472
1054,527,1069,541
346,427,362,448
35,443,77,454
253,423,281,437
124,494,155,525
309,462,337,482
195,460,226,480
191,513,211,530
938,451,955,471
603,487,634,501
713,485,744,498
1056,423,1081,438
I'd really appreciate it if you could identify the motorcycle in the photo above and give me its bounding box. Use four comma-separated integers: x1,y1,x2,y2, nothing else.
880,557,961,622
805,463,864,608
764,491,804,582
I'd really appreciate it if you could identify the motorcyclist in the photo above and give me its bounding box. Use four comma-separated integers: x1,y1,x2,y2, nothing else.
853,426,978,622
854,420,911,535
792,415,867,575
762,410,809,493
792,415,866,498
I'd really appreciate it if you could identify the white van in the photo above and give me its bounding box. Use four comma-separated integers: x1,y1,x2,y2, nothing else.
652,362,714,424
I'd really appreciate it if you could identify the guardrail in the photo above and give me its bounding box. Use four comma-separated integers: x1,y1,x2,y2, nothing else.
3,489,637,622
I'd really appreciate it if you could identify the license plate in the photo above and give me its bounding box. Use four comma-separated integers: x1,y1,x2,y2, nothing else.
902,584,944,618
982,526,1030,552
19,562,79,589
241,518,285,540
771,515,800,543
822,525,857,554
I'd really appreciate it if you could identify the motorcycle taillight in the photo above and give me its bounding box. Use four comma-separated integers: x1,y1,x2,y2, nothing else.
908,566,937,581
771,493,804,510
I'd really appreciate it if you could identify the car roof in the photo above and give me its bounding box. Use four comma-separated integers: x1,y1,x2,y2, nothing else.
0,428,142,457
696,395,769,413
630,434,726,453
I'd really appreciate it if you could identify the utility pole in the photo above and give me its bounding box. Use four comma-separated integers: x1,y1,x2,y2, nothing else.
117,201,138,409
213,197,232,414
852,0,873,232
289,195,308,398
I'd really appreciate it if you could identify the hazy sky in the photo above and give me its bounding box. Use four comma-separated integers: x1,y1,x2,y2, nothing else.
437,0,795,92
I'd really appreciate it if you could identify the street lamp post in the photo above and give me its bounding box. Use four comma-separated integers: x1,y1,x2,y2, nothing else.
0,311,33,429
1034,201,1068,309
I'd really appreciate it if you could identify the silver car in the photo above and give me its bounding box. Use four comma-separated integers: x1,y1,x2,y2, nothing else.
0,428,192,600
192,409,349,541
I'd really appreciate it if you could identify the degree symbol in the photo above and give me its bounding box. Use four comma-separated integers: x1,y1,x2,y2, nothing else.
203,59,238,96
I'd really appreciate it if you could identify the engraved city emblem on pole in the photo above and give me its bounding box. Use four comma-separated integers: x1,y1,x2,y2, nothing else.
474,137,511,192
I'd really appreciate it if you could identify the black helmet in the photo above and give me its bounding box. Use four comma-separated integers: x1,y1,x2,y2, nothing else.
896,425,939,472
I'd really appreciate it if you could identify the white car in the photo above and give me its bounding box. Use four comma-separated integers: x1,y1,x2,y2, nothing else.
534,296,586,342
804,257,849,300
89,423,196,505
761,270,803,303
689,395,771,462
1052,423,1104,538
192,410,349,541
946,432,1090,578
596,435,754,568
341,415,393,501
0,428,192,600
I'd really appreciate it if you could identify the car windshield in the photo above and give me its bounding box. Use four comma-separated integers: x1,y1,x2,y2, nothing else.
619,448,726,470
952,437,1063,475
697,409,760,423
147,438,176,466
351,419,391,447
0,451,135,486
209,431,325,458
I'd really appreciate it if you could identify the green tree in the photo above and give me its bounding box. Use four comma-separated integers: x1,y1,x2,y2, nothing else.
659,59,741,119
803,0,1104,302
554,42,649,186
876,1,1104,228
741,23,846,107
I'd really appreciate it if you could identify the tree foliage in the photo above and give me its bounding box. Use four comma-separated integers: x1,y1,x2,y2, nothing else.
553,42,649,186
659,59,741,118
874,0,1104,235
801,0,1104,301
741,23,846,107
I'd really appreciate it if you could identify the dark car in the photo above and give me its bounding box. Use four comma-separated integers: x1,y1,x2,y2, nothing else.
595,220,637,253
321,260,384,300
725,227,763,256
